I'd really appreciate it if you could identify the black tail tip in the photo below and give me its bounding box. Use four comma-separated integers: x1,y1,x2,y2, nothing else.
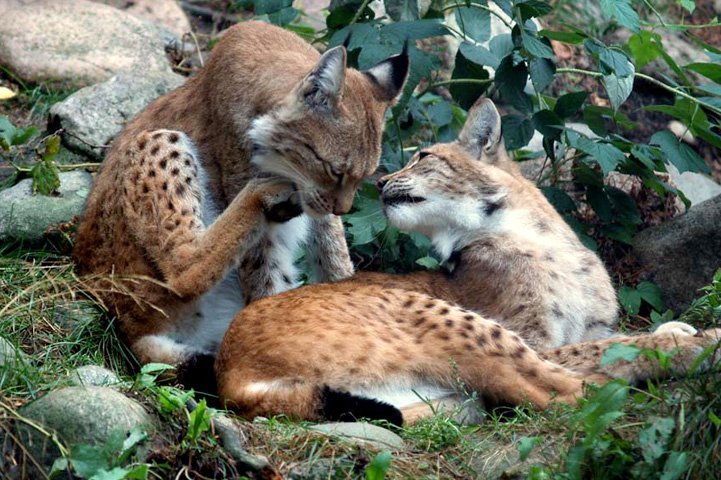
318,386,403,427
176,352,218,397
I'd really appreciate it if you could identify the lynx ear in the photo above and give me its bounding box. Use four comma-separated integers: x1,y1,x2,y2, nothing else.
363,46,410,103
301,46,347,110
457,98,503,158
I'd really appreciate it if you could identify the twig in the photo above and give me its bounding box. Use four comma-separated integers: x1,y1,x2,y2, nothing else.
349,0,373,25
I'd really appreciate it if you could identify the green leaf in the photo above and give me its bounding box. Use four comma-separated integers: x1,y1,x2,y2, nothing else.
650,130,709,174
495,56,532,113
518,436,541,461
541,186,576,212
539,29,585,44
459,41,500,69
91,467,134,480
0,115,38,150
384,0,419,22
600,0,640,32
637,281,664,311
661,451,689,480
586,186,612,221
522,29,554,59
618,286,642,315
30,158,61,195
628,31,663,69
450,47,490,110
529,58,555,92
366,451,392,480
554,91,588,118
638,417,675,463
427,101,453,127
70,444,108,477
599,48,634,77
685,62,721,83
601,342,641,367
416,256,439,270
455,7,491,43
516,0,553,20
139,363,174,375
124,465,149,480
709,411,721,428
501,115,534,150
568,133,626,175
603,70,635,111
185,398,212,443
678,0,695,13
532,109,563,141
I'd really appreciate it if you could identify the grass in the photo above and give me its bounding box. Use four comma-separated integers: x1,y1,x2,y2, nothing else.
0,248,720,479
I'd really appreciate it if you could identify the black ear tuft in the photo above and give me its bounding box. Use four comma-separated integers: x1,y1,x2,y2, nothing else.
362,45,411,103
342,31,353,49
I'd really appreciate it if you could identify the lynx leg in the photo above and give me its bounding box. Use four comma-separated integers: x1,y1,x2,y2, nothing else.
306,215,354,282
121,129,293,300
540,325,721,384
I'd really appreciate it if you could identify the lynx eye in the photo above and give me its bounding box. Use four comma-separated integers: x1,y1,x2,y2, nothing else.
324,163,344,184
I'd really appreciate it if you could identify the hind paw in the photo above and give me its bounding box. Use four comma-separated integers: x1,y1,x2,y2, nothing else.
654,321,698,337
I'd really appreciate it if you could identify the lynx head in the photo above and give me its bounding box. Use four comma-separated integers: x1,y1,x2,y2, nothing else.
249,46,409,216
378,98,521,259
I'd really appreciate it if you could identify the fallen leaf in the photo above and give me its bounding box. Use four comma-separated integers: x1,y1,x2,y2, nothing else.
0,86,17,100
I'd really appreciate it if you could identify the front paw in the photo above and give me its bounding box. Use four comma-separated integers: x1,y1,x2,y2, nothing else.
265,191,303,222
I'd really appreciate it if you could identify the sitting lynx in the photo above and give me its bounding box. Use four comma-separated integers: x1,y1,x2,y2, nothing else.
216,99,721,425
73,21,409,370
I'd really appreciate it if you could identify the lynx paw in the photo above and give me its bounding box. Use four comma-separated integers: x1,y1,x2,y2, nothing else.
654,321,698,337
247,177,302,222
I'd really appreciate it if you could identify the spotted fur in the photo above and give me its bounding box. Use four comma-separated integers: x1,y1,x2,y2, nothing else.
73,22,409,369
216,99,721,424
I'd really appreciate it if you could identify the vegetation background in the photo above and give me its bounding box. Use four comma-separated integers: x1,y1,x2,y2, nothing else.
1,0,721,478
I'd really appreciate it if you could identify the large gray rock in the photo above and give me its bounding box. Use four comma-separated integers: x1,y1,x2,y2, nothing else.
634,194,721,312
17,387,156,471
49,71,186,158
0,171,92,242
309,422,405,450
0,0,177,86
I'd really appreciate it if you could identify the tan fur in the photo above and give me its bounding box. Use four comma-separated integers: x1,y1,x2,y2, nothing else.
74,22,409,365
216,99,721,424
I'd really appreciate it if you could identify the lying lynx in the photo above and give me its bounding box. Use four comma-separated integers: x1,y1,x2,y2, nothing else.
73,22,409,372
216,99,721,425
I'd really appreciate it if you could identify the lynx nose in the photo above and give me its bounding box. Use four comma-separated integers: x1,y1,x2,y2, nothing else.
376,176,389,192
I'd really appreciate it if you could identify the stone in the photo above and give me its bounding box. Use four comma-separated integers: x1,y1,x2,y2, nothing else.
0,171,92,242
213,414,272,473
634,195,721,312
68,365,121,387
666,163,721,207
17,386,157,471
0,0,177,86
309,422,405,450
49,71,186,158
93,0,191,38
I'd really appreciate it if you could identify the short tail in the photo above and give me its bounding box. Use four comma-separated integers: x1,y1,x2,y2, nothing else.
176,353,219,401
318,386,403,427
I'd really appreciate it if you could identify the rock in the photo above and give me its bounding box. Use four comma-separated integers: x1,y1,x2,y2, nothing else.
49,71,186,158
52,300,100,330
666,164,721,207
17,387,156,471
634,195,721,312
213,414,273,473
0,171,92,242
309,422,405,450
0,0,177,86
469,434,559,479
93,0,191,38
68,365,121,387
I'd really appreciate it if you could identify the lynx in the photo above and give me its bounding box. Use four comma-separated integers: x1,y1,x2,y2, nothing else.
216,99,721,425
73,21,409,373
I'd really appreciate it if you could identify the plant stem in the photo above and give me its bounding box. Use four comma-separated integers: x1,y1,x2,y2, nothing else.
349,0,373,25
416,78,494,98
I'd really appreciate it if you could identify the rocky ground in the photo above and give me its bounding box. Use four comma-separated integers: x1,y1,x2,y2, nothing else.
1,1,721,479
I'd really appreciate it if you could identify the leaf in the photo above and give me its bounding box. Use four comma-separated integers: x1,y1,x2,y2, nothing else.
43,134,61,161
427,101,453,127
600,0,640,32
124,465,149,480
495,56,532,113
186,398,212,443
678,0,695,13
118,427,148,464
650,130,709,174
541,186,576,213
516,0,553,20
459,41,500,69
554,91,588,118
415,256,439,270
0,86,16,100
685,62,721,83
637,281,664,311
529,58,555,92
91,467,135,480
455,7,491,43
568,133,626,175
618,286,642,315
384,0,419,22
539,29,585,44
139,363,174,375
601,342,641,367
70,444,108,477
628,31,663,69
365,451,392,480
603,70,635,111
638,417,675,463
31,158,61,195
522,29,554,59
532,109,563,141
501,115,534,150
450,47,490,110
661,451,689,480
599,48,634,77
518,436,541,461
